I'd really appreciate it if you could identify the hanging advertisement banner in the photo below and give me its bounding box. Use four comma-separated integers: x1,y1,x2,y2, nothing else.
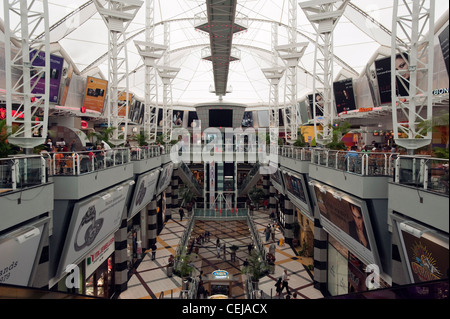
82,76,108,114
57,181,131,276
29,50,64,103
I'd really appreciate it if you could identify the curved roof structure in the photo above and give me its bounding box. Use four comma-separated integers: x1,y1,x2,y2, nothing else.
1,0,449,107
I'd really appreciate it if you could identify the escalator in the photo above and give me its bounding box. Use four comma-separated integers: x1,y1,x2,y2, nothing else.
178,161,203,197
237,162,261,197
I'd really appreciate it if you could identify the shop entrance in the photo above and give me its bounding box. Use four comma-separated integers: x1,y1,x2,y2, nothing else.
85,255,114,298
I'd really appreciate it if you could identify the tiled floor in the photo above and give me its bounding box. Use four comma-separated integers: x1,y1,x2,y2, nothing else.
118,209,323,300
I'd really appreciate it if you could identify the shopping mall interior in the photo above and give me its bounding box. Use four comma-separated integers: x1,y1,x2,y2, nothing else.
0,0,448,302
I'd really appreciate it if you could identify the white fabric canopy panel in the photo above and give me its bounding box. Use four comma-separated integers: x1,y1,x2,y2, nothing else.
0,0,448,107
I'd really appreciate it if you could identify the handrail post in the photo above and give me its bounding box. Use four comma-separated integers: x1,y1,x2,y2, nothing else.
394,157,400,183
422,159,428,190
41,156,46,184
11,159,18,190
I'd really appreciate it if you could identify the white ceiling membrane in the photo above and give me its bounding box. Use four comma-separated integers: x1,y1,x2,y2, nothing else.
0,0,448,107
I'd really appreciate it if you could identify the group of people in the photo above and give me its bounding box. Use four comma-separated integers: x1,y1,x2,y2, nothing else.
274,269,294,298
45,137,77,153
264,223,277,243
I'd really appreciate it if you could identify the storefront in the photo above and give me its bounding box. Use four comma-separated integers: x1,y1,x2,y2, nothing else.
157,191,167,234
127,215,143,270
296,207,314,258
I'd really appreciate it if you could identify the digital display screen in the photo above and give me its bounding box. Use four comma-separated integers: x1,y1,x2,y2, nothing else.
374,54,409,104
209,109,233,127
307,93,324,118
438,24,449,76
333,78,357,113
242,111,253,127
188,111,199,128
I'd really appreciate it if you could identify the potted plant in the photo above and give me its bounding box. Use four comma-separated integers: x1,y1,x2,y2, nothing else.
248,186,265,210
174,248,198,290
133,131,149,147
241,250,270,290
0,119,20,158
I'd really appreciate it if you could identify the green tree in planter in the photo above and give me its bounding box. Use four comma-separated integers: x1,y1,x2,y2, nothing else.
86,126,117,148
248,186,265,208
0,119,20,158
133,131,149,147
174,248,198,278
241,250,271,285
293,127,308,147
325,121,351,150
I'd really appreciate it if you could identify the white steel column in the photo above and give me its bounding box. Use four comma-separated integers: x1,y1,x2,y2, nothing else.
94,0,143,146
3,0,50,150
277,0,308,143
158,22,180,143
300,0,348,146
134,0,167,144
391,0,435,152
262,23,284,154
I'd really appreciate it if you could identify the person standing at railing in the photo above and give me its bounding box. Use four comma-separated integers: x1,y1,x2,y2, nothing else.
344,145,359,172
54,148,65,174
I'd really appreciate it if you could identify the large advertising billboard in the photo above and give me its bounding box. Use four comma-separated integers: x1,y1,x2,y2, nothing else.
307,93,324,118
312,181,381,268
82,76,108,114
155,163,174,196
270,166,284,194
396,220,449,283
282,169,313,217
438,24,449,76
0,223,46,286
57,181,131,276
333,78,357,114
30,50,64,103
128,169,160,219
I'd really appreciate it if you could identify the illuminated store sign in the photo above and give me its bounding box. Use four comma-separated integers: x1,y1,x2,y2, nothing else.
212,270,229,278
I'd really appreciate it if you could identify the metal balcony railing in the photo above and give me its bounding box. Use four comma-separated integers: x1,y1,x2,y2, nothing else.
394,155,449,196
0,155,47,192
279,145,398,177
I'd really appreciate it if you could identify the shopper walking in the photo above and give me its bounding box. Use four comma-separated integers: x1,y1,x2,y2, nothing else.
264,224,271,242
179,207,184,221
270,224,276,242
247,242,253,255
151,244,157,261
216,238,221,258
274,277,282,298
281,269,291,295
